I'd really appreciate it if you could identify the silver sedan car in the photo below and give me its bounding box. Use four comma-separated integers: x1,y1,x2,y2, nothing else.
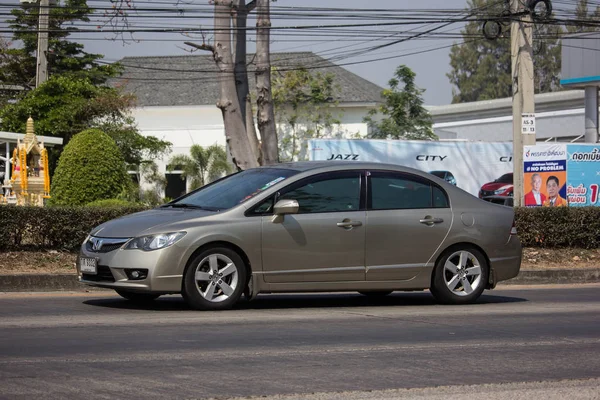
78,162,521,310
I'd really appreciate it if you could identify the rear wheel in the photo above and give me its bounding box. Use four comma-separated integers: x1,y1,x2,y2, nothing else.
115,290,160,303
430,247,488,305
182,247,247,311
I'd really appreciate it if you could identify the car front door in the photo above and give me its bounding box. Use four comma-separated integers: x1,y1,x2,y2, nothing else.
365,171,452,281
260,170,366,283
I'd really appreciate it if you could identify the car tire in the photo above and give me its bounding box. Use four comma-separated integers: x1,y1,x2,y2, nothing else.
358,291,393,297
430,247,488,305
182,246,247,311
115,290,160,303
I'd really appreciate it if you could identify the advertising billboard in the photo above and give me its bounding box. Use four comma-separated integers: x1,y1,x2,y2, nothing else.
308,139,513,197
523,144,600,207
523,144,568,207
566,145,600,206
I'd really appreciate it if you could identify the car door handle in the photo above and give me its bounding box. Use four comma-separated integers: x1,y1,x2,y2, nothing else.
419,217,444,225
337,220,363,228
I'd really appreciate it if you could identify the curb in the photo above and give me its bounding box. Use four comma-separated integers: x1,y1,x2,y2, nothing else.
0,269,599,292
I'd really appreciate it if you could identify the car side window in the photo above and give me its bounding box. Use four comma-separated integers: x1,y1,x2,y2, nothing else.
369,172,449,210
278,173,361,214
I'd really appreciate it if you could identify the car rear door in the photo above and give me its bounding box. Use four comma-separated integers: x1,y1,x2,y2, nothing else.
365,171,452,281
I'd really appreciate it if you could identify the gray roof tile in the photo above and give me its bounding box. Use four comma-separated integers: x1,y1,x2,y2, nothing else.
111,52,383,107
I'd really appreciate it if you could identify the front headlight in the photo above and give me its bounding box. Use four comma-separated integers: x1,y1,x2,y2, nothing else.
494,186,511,194
123,232,186,251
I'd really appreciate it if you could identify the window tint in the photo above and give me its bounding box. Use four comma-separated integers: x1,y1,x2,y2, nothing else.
279,174,361,214
496,173,513,184
370,173,448,210
433,186,449,208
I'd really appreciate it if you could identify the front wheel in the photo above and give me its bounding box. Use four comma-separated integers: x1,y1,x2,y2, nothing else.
182,247,247,311
430,248,488,305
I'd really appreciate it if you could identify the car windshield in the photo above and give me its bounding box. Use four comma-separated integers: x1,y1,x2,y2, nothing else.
496,173,513,184
166,168,299,211
430,171,445,178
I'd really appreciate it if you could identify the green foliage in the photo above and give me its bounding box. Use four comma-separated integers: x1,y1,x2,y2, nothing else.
364,65,436,141
447,0,563,103
515,207,600,248
49,129,132,206
566,0,600,33
273,67,342,161
167,145,231,191
0,0,120,97
0,205,148,251
2,204,599,252
86,199,136,207
0,76,171,173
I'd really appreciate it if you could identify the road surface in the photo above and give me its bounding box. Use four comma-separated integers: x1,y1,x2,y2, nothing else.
1,284,599,399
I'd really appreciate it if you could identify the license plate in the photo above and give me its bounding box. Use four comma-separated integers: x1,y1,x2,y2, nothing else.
79,257,97,274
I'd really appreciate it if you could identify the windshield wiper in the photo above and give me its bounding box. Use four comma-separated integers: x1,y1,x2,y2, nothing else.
160,203,206,209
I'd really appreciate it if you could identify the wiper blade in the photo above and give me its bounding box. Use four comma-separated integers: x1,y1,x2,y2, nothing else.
160,203,205,209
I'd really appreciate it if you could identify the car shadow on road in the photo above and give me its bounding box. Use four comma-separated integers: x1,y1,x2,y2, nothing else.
82,291,527,312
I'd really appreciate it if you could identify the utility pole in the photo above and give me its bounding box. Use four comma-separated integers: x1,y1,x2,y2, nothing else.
511,0,536,207
35,0,49,87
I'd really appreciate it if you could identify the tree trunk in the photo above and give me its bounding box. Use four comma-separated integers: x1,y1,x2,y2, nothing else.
255,0,278,165
213,2,259,170
233,0,261,164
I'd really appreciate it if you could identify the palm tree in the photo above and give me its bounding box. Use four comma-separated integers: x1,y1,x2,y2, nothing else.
167,144,231,190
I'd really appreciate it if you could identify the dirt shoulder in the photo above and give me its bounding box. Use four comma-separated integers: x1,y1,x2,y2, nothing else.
1,248,599,275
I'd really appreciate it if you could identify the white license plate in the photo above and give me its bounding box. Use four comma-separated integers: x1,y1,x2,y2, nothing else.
79,257,97,274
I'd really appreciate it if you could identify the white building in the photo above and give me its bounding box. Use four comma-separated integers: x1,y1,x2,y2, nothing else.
428,90,597,142
115,52,383,198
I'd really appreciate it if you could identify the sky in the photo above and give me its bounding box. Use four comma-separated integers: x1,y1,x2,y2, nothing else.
2,0,472,105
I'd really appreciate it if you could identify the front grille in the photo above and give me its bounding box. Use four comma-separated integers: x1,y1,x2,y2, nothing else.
82,265,115,282
86,237,129,253
480,190,496,197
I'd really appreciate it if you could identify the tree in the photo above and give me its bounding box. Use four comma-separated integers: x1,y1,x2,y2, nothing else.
49,129,131,206
0,0,119,97
364,65,436,141
167,144,231,191
566,0,600,33
0,76,171,172
273,67,342,161
102,0,279,169
447,0,562,103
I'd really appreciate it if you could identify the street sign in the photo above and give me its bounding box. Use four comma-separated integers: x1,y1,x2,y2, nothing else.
522,113,536,135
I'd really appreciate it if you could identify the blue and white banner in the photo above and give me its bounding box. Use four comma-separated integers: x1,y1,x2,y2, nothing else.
566,145,600,206
308,139,513,197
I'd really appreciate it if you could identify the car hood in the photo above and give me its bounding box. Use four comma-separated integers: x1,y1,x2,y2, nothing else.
90,208,217,238
481,182,513,191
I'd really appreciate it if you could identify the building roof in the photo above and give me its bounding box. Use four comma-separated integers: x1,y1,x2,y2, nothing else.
111,52,384,107
427,90,589,123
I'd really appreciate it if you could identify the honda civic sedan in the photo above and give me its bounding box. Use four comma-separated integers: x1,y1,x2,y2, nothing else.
78,162,521,310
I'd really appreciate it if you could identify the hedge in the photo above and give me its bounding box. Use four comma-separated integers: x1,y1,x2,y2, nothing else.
0,205,599,252
0,205,148,251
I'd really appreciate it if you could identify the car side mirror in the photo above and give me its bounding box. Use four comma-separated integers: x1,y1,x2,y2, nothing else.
271,199,299,223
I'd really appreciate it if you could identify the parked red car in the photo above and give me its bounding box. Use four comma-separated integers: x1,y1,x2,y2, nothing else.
479,173,513,199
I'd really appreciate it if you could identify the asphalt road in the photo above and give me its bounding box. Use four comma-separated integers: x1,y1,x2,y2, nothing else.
1,284,599,400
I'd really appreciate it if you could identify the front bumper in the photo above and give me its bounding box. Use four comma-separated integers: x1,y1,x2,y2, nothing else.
77,241,185,294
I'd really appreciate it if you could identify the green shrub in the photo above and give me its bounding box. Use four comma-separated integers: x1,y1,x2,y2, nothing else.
50,129,132,206
1,205,599,252
515,207,600,249
0,205,148,251
86,199,136,207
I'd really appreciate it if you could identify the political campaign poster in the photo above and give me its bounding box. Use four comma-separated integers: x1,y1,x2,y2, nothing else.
308,139,513,197
523,144,568,207
566,145,600,207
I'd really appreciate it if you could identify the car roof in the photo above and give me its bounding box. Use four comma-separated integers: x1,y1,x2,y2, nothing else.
261,161,423,174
